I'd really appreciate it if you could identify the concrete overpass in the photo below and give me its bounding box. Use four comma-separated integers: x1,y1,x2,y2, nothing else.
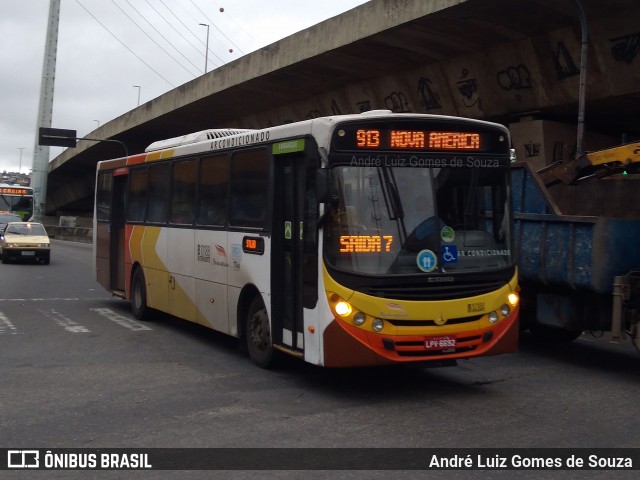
47,0,640,216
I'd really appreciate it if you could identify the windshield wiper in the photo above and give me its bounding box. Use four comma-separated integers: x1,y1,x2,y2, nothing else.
377,166,408,242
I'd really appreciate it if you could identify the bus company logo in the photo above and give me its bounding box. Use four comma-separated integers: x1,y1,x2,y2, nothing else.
212,244,229,268
380,302,408,317
8,450,40,468
214,244,227,258
385,302,406,313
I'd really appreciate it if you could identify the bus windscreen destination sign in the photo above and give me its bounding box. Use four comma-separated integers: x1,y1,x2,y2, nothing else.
331,121,508,154
355,129,480,151
0,187,30,195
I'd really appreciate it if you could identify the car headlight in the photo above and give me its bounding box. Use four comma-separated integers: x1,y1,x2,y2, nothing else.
40,243,50,248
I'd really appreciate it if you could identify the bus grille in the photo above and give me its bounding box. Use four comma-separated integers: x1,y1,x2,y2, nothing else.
386,315,483,327
359,281,505,301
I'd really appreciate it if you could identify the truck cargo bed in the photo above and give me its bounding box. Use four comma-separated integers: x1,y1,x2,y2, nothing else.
512,163,640,294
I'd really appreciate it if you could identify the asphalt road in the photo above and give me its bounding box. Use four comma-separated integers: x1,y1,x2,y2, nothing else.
1,240,639,480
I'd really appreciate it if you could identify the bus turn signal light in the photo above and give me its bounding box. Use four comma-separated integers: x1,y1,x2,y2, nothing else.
335,301,352,317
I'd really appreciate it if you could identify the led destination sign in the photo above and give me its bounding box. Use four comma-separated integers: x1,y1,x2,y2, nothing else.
243,236,264,255
332,121,508,155
339,235,394,253
355,129,481,151
0,187,30,195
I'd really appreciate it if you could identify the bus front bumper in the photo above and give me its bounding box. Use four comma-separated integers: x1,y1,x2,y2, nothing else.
322,306,519,367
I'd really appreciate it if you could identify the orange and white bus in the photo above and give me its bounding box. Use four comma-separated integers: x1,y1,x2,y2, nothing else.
93,111,519,368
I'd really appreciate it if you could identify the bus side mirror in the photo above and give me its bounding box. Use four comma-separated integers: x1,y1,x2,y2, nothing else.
316,169,329,203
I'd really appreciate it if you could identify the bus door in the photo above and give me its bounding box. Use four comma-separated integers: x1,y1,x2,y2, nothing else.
110,172,127,293
271,145,317,355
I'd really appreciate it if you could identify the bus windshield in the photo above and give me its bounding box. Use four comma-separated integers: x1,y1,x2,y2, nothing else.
0,190,34,220
325,165,513,275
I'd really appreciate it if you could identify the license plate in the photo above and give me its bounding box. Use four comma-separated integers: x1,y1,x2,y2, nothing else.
21,251,35,256
425,336,456,351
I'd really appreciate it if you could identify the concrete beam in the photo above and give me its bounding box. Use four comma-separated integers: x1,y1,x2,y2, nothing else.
46,0,640,215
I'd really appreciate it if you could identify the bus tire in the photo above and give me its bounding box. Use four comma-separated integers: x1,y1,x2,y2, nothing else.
131,267,151,320
245,296,278,368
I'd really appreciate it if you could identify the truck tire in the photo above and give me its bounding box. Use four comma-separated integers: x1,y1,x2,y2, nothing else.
529,324,583,342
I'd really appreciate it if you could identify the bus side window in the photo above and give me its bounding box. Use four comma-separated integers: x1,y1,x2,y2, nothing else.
197,154,229,227
127,168,147,223
229,148,269,229
147,162,170,224
96,171,113,222
170,159,197,225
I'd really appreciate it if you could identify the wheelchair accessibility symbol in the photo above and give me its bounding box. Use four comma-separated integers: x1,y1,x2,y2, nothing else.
416,249,437,273
441,245,458,264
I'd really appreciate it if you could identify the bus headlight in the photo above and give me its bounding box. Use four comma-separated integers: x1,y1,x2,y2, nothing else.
488,312,499,324
372,318,384,332
500,304,511,317
353,312,366,326
508,293,519,307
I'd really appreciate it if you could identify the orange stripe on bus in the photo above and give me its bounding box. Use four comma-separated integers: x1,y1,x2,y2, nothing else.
126,153,147,166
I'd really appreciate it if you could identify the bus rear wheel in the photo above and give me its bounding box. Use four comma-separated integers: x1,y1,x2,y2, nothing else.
131,267,150,320
246,296,277,368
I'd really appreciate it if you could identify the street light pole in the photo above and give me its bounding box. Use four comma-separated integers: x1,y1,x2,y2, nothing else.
572,0,588,160
18,147,25,173
199,23,210,73
133,85,141,107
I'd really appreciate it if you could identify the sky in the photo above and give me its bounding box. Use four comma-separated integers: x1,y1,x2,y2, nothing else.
0,0,370,174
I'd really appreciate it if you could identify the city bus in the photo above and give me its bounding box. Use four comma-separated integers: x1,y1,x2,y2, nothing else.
93,111,520,368
0,184,34,221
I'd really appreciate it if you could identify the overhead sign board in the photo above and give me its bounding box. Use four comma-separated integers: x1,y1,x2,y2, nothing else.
38,127,77,148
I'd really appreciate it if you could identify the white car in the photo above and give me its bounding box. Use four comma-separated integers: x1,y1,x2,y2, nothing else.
0,222,51,264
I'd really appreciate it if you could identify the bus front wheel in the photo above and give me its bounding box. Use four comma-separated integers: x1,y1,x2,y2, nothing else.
246,296,277,368
131,268,150,320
